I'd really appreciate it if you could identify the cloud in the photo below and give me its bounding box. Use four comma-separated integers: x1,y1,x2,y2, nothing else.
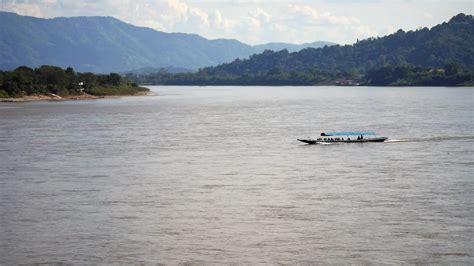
1,1,46,17
252,8,272,24
0,0,472,45
423,12,434,19
208,3,378,44
281,4,378,41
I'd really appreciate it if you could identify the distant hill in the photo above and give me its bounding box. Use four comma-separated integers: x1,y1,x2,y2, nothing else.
0,12,334,73
123,66,195,75
122,42,335,75
202,13,473,76
130,13,474,86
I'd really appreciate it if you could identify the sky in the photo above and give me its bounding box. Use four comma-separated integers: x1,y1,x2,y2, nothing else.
1,0,472,45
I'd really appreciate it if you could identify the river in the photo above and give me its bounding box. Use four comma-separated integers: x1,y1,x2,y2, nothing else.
1,86,473,263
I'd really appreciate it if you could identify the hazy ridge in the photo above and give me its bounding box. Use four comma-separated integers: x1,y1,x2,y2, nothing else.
0,12,334,73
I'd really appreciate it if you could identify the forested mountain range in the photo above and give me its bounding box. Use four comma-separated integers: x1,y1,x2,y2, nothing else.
0,11,334,73
203,13,474,75
132,13,473,86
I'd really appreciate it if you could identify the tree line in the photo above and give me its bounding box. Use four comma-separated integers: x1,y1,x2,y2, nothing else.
126,63,473,86
365,64,473,86
0,65,149,98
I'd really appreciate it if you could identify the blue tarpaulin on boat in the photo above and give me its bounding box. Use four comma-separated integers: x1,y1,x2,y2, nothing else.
325,132,376,136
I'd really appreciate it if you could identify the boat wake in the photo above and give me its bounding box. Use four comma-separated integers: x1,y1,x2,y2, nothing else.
386,136,474,143
384,139,408,143
318,142,334,145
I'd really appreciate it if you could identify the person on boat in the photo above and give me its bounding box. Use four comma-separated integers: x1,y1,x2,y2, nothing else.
360,135,364,140
321,133,326,136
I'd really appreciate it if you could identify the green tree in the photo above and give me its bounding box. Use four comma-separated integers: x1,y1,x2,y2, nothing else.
444,63,459,76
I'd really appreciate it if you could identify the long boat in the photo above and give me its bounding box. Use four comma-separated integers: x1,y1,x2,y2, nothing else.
298,131,388,144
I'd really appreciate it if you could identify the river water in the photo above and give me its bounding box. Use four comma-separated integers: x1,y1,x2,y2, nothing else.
1,86,473,264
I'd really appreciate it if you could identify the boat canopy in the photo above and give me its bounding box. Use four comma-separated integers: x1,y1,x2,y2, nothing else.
324,131,376,136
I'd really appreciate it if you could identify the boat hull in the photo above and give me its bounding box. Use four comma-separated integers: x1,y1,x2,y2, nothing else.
298,137,387,144
297,139,318,144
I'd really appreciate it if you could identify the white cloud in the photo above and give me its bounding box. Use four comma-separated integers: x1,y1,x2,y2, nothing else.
423,12,434,19
1,1,45,17
282,4,378,41
0,0,472,45
252,8,272,23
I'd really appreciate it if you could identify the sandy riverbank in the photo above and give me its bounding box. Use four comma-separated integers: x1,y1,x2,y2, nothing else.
0,91,155,102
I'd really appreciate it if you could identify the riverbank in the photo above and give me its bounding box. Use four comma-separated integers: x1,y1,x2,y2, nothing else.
0,91,155,102
0,65,152,100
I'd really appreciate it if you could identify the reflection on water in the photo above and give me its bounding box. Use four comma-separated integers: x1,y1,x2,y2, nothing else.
0,86,473,264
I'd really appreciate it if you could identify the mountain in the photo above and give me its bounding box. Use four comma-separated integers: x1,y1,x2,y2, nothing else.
123,66,195,75
122,41,336,75
0,12,334,73
200,13,473,76
131,13,473,86
0,12,251,73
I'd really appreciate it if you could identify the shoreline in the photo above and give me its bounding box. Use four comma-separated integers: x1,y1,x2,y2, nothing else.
0,91,155,102
138,83,473,87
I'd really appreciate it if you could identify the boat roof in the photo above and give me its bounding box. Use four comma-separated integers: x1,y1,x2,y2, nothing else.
325,131,376,136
